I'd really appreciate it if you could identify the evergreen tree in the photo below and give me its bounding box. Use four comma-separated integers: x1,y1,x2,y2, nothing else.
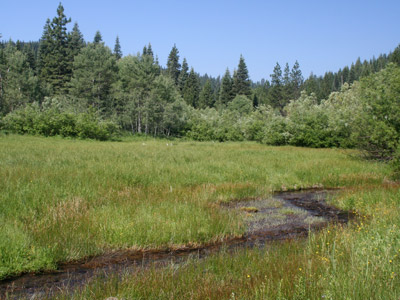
232,55,251,97
142,43,153,59
24,46,36,72
269,62,284,110
390,44,400,65
342,66,350,84
68,23,85,58
219,68,234,106
349,63,356,83
303,73,320,97
354,57,362,79
146,43,154,58
67,22,84,78
283,63,290,86
361,60,372,77
290,60,303,99
113,36,122,59
282,62,291,100
93,31,103,44
182,67,199,107
270,62,282,86
320,72,335,100
178,57,189,94
166,44,181,85
199,79,214,108
38,3,71,94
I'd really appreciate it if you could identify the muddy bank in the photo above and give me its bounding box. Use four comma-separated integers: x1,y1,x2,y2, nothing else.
0,189,353,299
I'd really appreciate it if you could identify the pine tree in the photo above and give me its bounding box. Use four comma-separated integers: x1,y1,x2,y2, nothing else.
113,36,122,59
303,73,320,97
269,62,284,110
290,60,303,99
67,22,85,77
93,31,103,44
199,79,214,108
24,46,36,72
361,60,372,77
390,44,400,65
232,55,251,97
349,63,356,83
342,66,350,84
219,68,234,106
283,63,290,86
38,3,71,94
166,44,181,85
178,58,189,94
282,62,291,100
320,72,334,100
354,57,362,80
142,43,153,59
146,43,154,58
68,23,84,57
183,68,199,107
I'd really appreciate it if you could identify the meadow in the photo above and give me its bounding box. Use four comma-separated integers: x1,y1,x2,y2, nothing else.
1,134,399,299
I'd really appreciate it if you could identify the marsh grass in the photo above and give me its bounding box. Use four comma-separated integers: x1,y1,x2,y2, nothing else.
0,135,391,281
55,185,400,300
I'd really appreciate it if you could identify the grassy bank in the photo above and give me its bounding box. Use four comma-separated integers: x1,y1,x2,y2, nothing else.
63,184,400,300
0,135,390,281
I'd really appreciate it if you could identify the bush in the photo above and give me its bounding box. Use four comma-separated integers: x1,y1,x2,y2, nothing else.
0,103,119,141
352,64,400,159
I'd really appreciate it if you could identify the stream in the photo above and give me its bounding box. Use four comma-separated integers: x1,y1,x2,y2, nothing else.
0,189,353,299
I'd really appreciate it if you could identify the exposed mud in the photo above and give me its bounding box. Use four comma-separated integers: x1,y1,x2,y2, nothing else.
0,189,354,299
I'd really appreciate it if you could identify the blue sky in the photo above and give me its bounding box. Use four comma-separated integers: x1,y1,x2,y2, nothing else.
1,0,400,81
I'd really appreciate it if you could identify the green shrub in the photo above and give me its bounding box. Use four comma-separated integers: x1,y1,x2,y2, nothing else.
352,64,400,159
0,103,119,141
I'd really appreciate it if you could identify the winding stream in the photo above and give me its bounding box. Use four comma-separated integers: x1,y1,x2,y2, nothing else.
0,189,353,299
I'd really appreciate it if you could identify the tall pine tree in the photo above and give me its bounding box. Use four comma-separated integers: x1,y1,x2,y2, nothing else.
219,68,234,106
183,67,199,107
290,60,303,99
166,44,181,85
113,36,122,59
269,62,284,111
93,31,103,44
178,57,189,94
283,62,291,100
232,55,251,97
68,23,84,58
38,3,71,94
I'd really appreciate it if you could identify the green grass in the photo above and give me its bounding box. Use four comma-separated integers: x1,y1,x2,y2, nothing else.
56,185,400,300
0,135,393,292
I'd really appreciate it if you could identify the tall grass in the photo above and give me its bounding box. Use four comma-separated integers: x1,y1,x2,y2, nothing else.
0,135,390,280
56,185,400,300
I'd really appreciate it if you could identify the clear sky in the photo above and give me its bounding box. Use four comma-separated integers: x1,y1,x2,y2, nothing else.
1,0,400,81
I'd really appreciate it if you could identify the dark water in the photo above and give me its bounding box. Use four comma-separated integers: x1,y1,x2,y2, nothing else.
0,189,353,299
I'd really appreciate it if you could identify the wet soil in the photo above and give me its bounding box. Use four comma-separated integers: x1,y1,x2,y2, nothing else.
0,189,354,299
